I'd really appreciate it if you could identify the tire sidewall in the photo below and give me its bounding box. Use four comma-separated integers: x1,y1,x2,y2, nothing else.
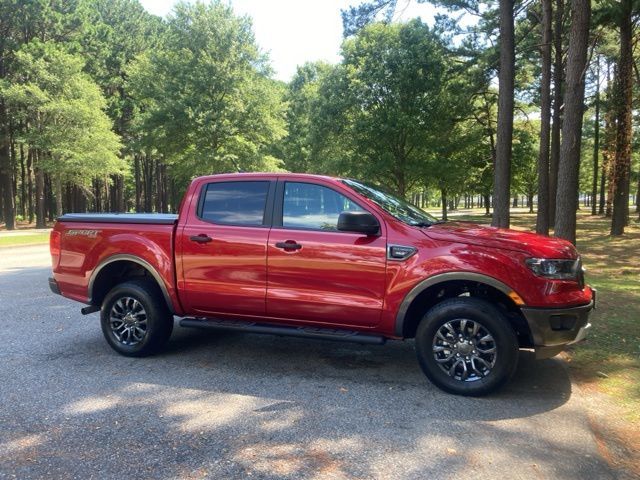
415,298,519,396
100,281,172,357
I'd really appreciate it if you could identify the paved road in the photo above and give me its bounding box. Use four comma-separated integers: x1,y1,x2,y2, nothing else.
0,245,616,479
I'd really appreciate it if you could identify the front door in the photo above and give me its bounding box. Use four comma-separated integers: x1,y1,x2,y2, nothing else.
266,180,387,328
179,179,275,317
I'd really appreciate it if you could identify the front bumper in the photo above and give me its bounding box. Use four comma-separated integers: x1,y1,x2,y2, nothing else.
521,293,595,359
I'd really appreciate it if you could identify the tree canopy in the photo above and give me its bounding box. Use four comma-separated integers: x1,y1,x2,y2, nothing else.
0,0,637,244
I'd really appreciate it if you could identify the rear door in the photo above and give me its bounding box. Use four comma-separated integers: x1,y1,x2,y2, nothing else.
266,180,387,328
178,179,275,317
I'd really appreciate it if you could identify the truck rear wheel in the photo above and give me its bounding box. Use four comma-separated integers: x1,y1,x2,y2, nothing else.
100,280,173,357
415,297,518,396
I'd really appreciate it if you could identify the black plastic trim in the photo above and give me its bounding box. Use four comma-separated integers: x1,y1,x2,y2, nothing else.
81,305,101,315
58,213,178,225
48,277,61,295
180,318,387,345
387,244,418,261
272,180,285,228
394,272,522,337
521,300,593,347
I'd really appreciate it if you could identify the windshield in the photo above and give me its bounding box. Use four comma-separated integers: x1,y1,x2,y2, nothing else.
341,179,439,227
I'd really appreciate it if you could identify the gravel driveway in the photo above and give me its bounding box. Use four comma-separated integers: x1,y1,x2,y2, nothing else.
0,245,616,479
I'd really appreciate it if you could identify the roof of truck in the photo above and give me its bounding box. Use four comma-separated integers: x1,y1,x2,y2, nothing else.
194,172,341,183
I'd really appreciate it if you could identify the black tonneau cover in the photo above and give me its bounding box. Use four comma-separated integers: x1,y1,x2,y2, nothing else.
58,213,178,225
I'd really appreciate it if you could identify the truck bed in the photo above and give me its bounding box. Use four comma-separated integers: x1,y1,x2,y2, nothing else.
52,213,179,310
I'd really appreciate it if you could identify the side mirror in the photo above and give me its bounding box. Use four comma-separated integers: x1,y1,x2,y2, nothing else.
337,211,380,236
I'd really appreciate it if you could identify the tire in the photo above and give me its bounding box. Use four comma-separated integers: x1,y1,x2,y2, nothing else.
415,297,519,396
100,279,173,357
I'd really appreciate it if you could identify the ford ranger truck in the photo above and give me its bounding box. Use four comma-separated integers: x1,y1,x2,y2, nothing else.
49,173,595,396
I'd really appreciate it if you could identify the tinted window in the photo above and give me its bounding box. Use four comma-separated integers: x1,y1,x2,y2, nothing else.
282,182,364,231
201,181,269,226
341,179,438,226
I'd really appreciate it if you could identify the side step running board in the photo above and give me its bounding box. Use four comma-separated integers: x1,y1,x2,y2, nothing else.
179,318,386,345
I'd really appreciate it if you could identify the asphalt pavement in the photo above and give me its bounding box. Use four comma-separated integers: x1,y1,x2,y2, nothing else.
0,245,617,479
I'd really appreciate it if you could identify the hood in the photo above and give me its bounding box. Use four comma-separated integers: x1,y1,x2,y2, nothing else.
423,221,577,259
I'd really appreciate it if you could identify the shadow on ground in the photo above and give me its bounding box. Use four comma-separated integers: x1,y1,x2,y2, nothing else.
0,263,613,479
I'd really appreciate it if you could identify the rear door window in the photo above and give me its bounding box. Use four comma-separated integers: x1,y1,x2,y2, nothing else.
200,181,270,226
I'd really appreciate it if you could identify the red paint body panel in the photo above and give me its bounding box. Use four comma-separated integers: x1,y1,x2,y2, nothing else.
178,221,270,316
266,228,387,327
51,220,183,315
51,172,594,342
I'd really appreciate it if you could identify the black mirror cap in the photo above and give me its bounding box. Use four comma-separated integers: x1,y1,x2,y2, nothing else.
337,211,380,235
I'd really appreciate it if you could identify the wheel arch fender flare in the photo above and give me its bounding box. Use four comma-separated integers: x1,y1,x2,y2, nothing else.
394,272,523,337
88,254,176,314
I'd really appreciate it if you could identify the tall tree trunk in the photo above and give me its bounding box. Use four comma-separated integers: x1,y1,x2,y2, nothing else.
155,161,162,213
536,0,553,234
591,58,600,215
549,0,564,227
610,0,633,236
162,164,169,213
598,162,606,214
606,151,615,216
492,0,515,228
134,154,142,212
94,178,101,212
528,192,535,213
45,173,54,222
441,188,448,221
636,175,640,218
0,101,15,230
54,174,63,217
27,148,34,223
35,153,45,229
603,61,615,217
19,142,26,218
554,0,590,244
10,132,16,219
143,154,153,212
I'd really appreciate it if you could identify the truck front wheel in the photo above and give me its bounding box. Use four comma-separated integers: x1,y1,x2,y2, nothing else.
415,297,519,396
100,280,173,357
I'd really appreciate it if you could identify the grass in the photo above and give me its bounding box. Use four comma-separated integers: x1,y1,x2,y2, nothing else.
447,209,640,425
0,233,50,248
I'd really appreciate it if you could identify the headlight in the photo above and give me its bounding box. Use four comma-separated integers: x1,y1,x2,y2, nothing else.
525,258,581,281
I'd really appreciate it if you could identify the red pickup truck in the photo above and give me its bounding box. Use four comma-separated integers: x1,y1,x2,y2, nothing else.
49,173,594,395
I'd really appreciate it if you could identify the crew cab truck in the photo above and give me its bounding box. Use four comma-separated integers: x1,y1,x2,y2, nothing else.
49,173,595,396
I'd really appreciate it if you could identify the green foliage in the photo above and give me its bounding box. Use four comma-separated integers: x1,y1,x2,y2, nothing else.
126,1,286,184
82,0,164,138
2,41,124,184
278,62,333,173
511,119,539,197
312,20,473,196
0,0,634,224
